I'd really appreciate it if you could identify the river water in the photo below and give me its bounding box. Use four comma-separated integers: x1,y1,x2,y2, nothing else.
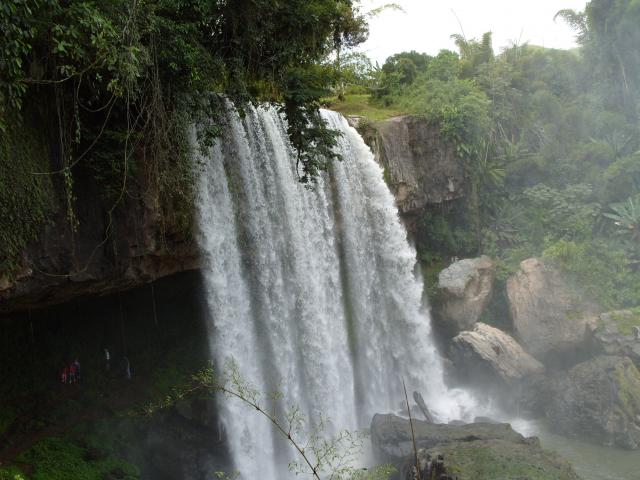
513,419,640,480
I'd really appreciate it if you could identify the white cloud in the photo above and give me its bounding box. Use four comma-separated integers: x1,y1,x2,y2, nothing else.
360,0,588,64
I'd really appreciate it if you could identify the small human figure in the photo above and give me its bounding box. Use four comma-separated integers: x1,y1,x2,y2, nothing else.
123,356,131,380
69,361,77,383
104,348,110,371
73,359,81,382
61,365,68,384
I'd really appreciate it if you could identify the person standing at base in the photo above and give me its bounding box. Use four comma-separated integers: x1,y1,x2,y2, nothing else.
73,358,81,382
123,356,131,380
104,348,110,372
69,361,77,383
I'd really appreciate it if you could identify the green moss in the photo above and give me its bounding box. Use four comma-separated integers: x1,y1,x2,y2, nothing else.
564,309,586,323
0,116,54,276
434,440,579,480
613,362,640,415
15,437,139,480
421,259,448,300
610,308,640,335
324,94,405,121
382,163,392,187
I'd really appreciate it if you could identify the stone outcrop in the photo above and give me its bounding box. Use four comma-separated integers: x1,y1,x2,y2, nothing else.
434,256,494,335
370,413,580,480
543,356,640,449
0,166,200,314
134,396,229,480
451,323,544,386
590,309,640,368
354,115,466,216
506,258,601,361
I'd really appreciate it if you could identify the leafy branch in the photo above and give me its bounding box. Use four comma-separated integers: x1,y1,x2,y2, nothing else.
141,362,394,480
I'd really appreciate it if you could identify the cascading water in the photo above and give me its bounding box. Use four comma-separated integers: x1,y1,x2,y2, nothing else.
195,104,473,479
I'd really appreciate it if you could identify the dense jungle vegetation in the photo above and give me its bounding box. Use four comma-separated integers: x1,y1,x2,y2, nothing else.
331,0,640,310
0,0,369,274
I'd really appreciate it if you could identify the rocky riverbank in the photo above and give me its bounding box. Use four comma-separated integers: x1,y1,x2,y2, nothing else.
429,255,640,451
370,413,580,480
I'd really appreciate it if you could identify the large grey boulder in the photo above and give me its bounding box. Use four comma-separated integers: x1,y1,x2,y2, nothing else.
544,355,640,449
590,309,640,368
506,258,600,360
451,323,544,386
435,256,494,334
370,414,580,480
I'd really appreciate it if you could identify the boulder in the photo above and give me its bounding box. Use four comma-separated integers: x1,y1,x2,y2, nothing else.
435,256,494,335
544,355,640,449
451,323,544,386
590,309,640,368
506,258,601,361
370,413,580,480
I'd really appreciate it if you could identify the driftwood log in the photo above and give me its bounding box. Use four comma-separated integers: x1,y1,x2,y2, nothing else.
413,391,434,423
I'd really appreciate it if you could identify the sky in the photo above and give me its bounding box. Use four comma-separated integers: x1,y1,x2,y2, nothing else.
360,0,589,65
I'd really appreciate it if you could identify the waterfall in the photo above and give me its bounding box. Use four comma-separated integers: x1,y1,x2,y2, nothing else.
195,104,472,479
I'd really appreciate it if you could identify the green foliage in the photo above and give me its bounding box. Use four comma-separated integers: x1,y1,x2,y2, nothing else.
610,307,640,335
542,239,640,308
16,437,139,480
323,93,405,121
520,184,601,243
0,466,25,480
0,0,370,272
0,115,53,275
400,77,491,150
368,7,640,311
603,195,640,245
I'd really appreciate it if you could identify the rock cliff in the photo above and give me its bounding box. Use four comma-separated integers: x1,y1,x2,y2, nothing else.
352,115,466,217
0,163,200,314
3,112,464,315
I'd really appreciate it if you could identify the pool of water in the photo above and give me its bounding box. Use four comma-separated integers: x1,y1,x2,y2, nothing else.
512,419,640,480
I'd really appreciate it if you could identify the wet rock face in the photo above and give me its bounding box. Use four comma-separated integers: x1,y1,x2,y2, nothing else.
435,256,495,335
591,310,640,369
544,355,640,450
141,398,230,480
355,115,466,215
370,414,580,480
451,323,544,386
0,164,200,314
506,258,601,362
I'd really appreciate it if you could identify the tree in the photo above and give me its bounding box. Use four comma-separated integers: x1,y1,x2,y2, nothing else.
451,31,494,78
0,0,371,273
557,0,640,118
604,196,640,243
